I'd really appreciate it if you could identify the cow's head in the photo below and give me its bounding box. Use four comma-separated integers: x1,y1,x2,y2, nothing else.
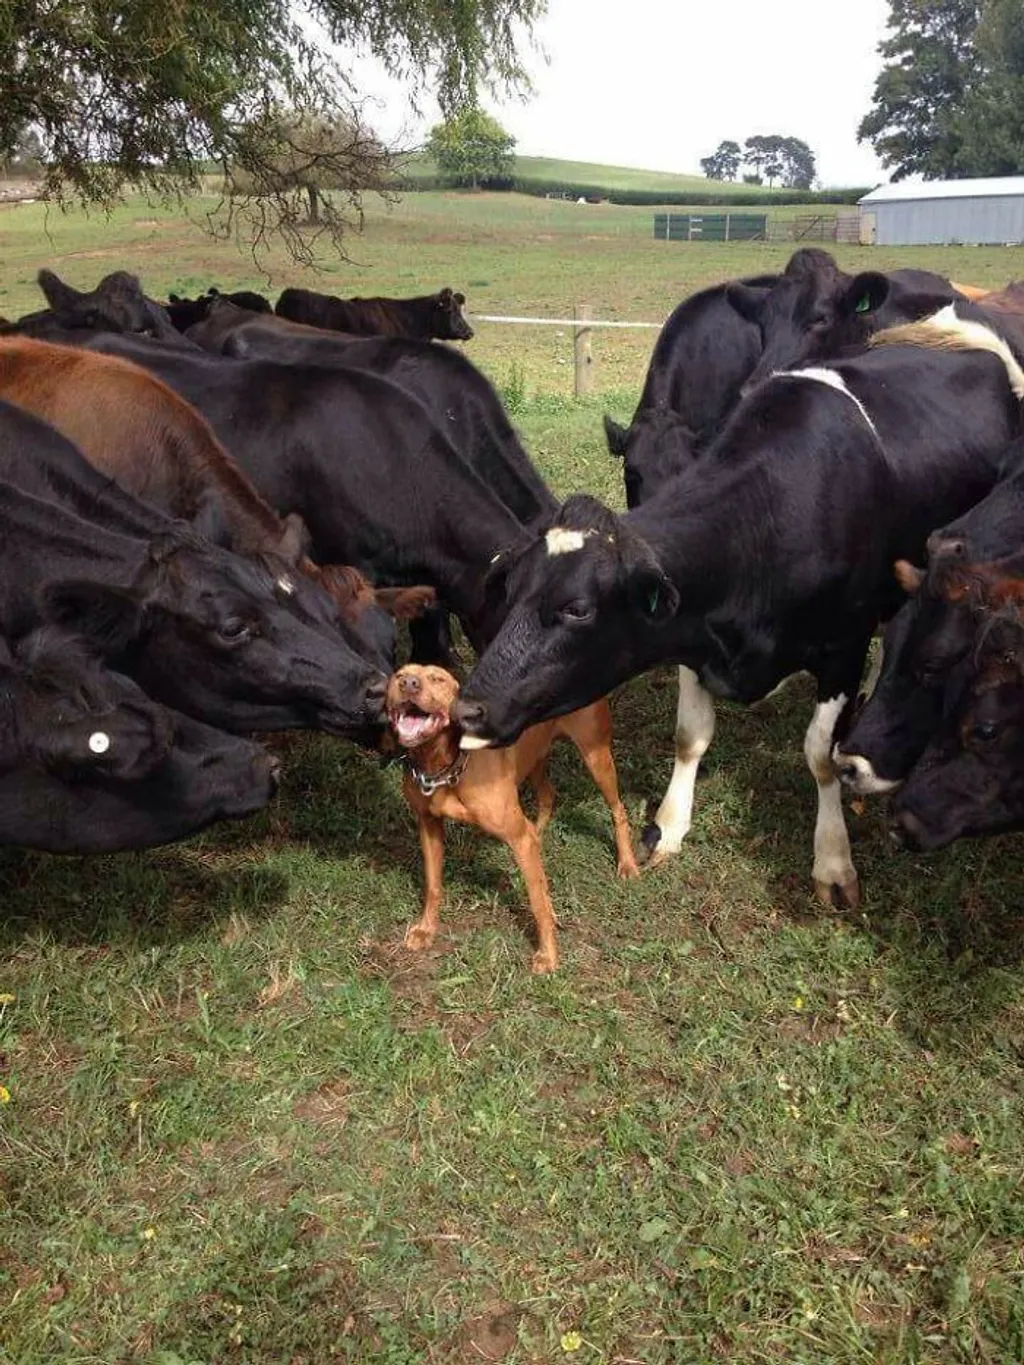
728,249,860,393
434,288,474,341
39,528,390,740
38,268,177,339
0,628,277,852
890,611,1024,850
455,495,678,746
605,409,699,509
836,550,1024,794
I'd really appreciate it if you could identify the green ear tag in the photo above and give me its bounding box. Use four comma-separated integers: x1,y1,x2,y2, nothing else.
855,294,872,314
648,586,660,615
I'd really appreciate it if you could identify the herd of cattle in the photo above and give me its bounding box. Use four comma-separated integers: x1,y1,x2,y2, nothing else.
1,251,1024,920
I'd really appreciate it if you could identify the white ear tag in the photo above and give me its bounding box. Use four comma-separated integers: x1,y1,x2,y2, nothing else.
89,731,111,755
277,576,296,596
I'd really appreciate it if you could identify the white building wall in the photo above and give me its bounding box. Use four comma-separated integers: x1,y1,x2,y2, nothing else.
873,195,1024,245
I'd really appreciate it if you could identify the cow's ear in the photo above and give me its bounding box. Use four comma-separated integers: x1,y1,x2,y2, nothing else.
894,559,925,595
726,282,766,323
168,292,182,303
843,272,889,317
37,268,83,312
438,287,453,303
454,292,466,305
604,415,629,457
375,584,437,620
277,512,311,566
621,532,679,621
207,286,221,298
38,580,146,655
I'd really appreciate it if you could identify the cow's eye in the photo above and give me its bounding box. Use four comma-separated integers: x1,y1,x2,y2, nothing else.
971,720,998,743
559,600,594,623
219,617,253,643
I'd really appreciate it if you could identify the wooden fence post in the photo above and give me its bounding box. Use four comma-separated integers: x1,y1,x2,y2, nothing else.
573,304,593,397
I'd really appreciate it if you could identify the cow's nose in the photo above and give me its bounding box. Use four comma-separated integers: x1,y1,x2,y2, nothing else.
889,809,926,851
454,698,486,730
833,752,860,787
365,675,389,715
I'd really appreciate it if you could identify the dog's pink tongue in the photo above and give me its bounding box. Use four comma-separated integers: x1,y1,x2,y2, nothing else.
397,712,433,743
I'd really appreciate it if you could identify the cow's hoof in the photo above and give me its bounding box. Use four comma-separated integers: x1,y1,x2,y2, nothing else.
637,821,675,868
531,949,559,975
404,924,436,952
814,875,861,912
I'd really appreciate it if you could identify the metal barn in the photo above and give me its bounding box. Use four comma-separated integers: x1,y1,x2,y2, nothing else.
858,177,1024,246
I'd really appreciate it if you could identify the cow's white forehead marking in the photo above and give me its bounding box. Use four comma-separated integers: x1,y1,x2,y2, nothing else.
276,575,296,596
88,731,111,755
546,527,595,556
773,366,879,438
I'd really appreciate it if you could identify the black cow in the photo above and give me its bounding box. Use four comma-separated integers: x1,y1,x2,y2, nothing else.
0,401,388,738
165,287,272,332
603,274,777,507
0,628,277,851
3,269,181,342
275,285,473,341
455,341,1022,907
889,608,1024,850
79,336,555,647
185,309,551,526
836,438,1024,795
728,251,972,393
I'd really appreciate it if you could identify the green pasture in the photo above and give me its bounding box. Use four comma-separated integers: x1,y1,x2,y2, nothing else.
2,191,1024,1363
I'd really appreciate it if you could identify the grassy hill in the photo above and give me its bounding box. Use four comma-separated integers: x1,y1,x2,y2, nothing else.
400,151,776,197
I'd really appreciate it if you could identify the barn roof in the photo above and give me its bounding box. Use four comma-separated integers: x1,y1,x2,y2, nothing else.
859,176,1024,205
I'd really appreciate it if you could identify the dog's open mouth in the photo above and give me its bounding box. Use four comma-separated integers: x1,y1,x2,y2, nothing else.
389,700,448,747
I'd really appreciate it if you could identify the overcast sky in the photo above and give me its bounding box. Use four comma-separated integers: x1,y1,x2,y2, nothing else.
346,0,893,188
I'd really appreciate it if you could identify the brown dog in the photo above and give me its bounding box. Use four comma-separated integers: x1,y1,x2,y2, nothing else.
387,664,638,973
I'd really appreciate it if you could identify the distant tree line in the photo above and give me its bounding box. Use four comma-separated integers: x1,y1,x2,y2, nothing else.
699,136,817,189
860,0,1024,179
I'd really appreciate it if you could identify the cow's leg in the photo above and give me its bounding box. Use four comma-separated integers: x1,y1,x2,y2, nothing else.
640,666,715,868
805,654,867,910
408,606,457,668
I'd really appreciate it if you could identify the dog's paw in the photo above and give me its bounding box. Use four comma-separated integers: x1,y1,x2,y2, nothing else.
404,923,436,952
617,852,641,880
530,948,559,975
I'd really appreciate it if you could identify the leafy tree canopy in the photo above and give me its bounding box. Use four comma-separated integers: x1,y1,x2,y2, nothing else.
701,135,815,189
858,0,1024,180
427,107,516,188
699,141,742,182
0,0,545,261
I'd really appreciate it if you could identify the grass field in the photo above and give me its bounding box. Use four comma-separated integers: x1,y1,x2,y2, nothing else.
2,190,1024,1364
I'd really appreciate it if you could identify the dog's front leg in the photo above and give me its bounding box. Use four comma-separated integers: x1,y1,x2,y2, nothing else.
405,810,446,951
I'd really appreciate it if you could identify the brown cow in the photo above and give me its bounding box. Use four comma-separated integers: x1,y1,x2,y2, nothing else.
0,338,432,644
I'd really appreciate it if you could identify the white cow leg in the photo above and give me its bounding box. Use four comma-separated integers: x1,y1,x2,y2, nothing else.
640,666,716,868
804,693,860,909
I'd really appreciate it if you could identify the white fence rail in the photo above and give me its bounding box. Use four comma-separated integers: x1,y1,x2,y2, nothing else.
470,307,663,395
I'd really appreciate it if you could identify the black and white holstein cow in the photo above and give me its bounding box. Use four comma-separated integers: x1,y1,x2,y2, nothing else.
456,324,1024,907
